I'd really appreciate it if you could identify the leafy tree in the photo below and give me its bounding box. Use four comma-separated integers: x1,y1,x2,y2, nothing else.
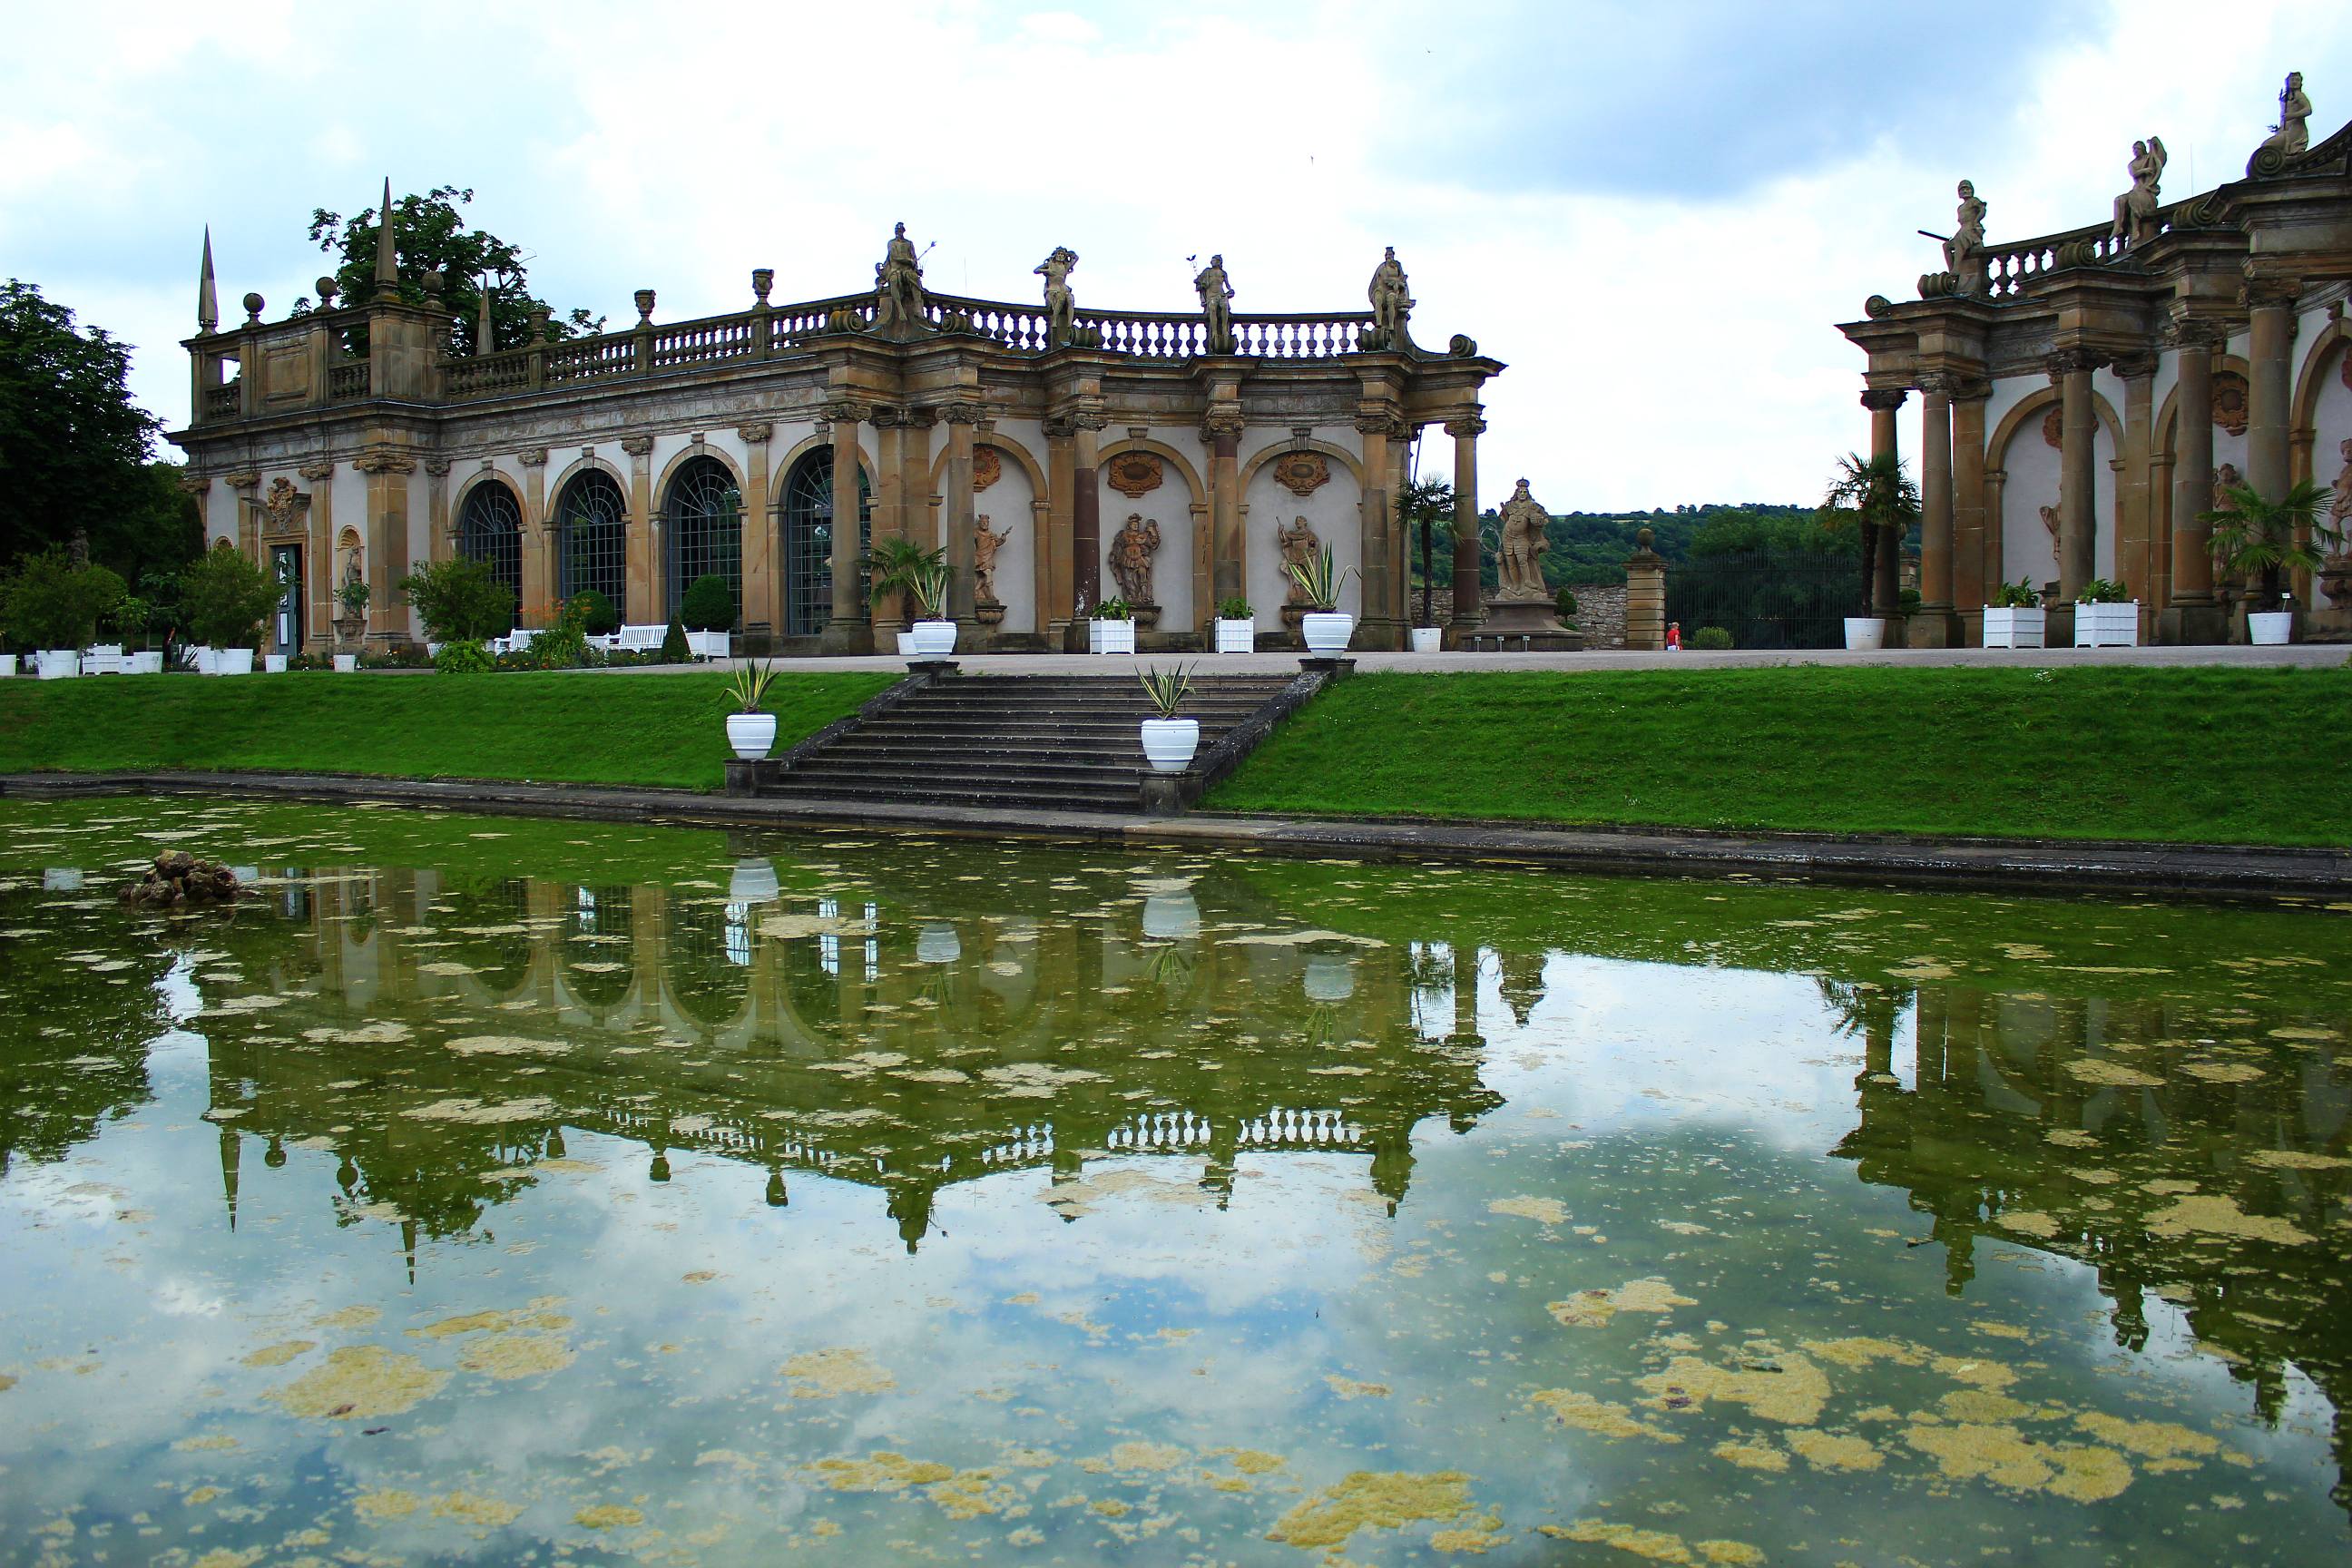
397,556,515,642
0,281,200,577
1820,453,1921,615
179,540,282,650
0,549,125,650
2201,479,2340,609
304,186,604,358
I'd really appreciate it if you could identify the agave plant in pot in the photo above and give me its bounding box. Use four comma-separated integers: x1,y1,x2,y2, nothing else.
1285,544,1357,654
906,557,957,657
724,658,780,760
867,539,947,656
2201,478,2340,646
1137,662,1199,774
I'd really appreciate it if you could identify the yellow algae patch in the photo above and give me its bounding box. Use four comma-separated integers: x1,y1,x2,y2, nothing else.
1488,1196,1569,1225
1640,1355,1831,1426
1528,1389,1681,1444
2064,1060,2163,1089
1325,1375,1390,1400
313,1306,381,1330
2248,1149,2351,1171
782,1347,896,1398
1548,1278,1696,1328
574,1504,643,1529
809,1452,956,1493
433,1491,524,1528
264,1345,448,1419
1713,1439,1788,1472
1109,1441,1188,1472
2181,1061,2263,1083
1540,1520,1698,1562
1999,1210,2059,1239
1226,1450,1288,1475
1904,1424,2132,1503
353,1489,421,1522
241,1340,315,1368
1940,1389,2037,1423
188,1552,262,1568
1697,1544,1767,1565
1801,1337,1925,1370
185,1485,223,1504
927,1471,1020,1520
457,1333,574,1380
172,1434,239,1452
1933,1357,2020,1392
403,1096,560,1124
410,1308,568,1339
1431,1527,1512,1552
2145,1194,2312,1246
1092,1498,1132,1517
442,1034,568,1057
1266,1471,1476,1553
1786,1430,1882,1472
2074,1412,2220,1461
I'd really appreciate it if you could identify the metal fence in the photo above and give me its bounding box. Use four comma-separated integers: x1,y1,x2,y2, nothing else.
1664,552,1863,650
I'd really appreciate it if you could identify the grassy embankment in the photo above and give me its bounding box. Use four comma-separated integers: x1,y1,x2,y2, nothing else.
1208,665,2352,848
0,671,897,793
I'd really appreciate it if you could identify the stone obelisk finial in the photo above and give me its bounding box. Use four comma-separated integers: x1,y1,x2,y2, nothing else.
197,227,219,333
475,275,495,354
373,178,398,298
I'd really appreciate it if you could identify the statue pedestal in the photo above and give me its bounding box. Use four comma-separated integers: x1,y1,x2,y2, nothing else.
974,600,1005,629
1473,599,1583,651
1132,601,1161,632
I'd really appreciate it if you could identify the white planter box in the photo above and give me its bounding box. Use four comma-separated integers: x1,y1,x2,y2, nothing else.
1141,717,1200,774
895,631,919,657
1982,606,2045,649
2248,611,2295,645
726,710,779,760
263,653,289,673
127,652,163,674
333,653,358,672
36,649,80,680
1409,626,1443,653
216,648,256,675
1214,618,1255,654
1842,617,1886,651
2073,601,2139,648
0,654,15,677
1090,618,1137,655
190,646,220,674
909,619,957,658
1301,612,1355,654
686,629,730,661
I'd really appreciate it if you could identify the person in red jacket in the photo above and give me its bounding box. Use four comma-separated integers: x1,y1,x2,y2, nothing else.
1666,621,1681,651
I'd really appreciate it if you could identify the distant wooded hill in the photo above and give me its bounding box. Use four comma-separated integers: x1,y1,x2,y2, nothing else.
1408,504,1860,592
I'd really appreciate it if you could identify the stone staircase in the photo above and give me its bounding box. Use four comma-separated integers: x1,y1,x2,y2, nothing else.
752,672,1306,814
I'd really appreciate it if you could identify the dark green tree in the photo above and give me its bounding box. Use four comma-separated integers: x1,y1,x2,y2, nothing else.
1397,476,1455,627
304,187,604,358
1820,453,1921,615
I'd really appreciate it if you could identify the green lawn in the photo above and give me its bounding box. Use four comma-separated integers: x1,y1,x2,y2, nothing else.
0,671,897,793
1207,666,2352,848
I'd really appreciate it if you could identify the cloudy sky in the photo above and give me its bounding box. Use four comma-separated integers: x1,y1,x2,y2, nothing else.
4,0,2345,511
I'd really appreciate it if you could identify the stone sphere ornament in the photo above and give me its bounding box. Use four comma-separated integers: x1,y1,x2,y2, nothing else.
241,291,265,321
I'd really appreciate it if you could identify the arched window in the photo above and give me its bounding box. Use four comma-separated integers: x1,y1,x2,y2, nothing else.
554,471,628,617
663,456,742,623
456,481,523,628
779,448,872,637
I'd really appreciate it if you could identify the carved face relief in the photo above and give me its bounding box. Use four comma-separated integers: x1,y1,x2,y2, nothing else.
1105,451,1163,500
973,446,1002,493
1271,451,1331,497
2211,371,2250,436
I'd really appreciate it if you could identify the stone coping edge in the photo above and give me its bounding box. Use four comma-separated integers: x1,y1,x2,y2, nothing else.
2,769,2346,906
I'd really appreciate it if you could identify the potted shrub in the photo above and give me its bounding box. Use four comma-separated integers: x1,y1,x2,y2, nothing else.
2202,478,2339,646
725,657,780,760
1983,578,2045,649
866,538,946,656
1137,662,1198,773
1,549,124,680
1821,451,1919,651
1090,596,1137,655
2072,578,2139,648
181,541,281,675
907,558,956,657
333,577,369,670
1213,596,1254,654
1285,544,1357,654
679,573,736,660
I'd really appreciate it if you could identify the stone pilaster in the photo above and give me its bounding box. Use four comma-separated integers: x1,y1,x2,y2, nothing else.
2113,352,2157,636
1043,415,1077,642
823,402,870,653
1445,413,1485,640
736,424,774,642
352,446,416,645
1913,372,1956,647
2244,277,2299,504
1623,529,1666,651
1203,404,1245,617
2161,321,2225,643
1952,384,1989,643
297,460,334,648
1072,413,1106,624
941,402,982,622
518,446,551,617
1355,408,1406,650
2048,348,2102,612
621,436,655,623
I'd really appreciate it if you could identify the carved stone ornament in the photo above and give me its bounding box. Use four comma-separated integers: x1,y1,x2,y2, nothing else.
2042,407,2065,450
737,423,772,446
178,472,212,497
297,460,335,483
1106,451,1163,499
973,446,1002,492
422,457,453,476
1271,451,1331,497
350,448,415,475
226,470,262,491
518,446,549,467
620,436,655,457
2211,371,2249,436
260,477,305,529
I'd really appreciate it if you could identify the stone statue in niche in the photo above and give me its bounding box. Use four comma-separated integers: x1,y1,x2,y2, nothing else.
2260,72,2312,160
2329,440,2352,531
2037,500,2062,566
974,514,1010,625
1366,246,1414,349
1035,247,1078,347
1110,514,1161,606
1494,478,1553,602
1193,253,1235,356
1944,181,1988,294
2111,136,2167,244
873,221,927,334
1277,516,1319,625
2211,460,2243,511
2321,439,2352,608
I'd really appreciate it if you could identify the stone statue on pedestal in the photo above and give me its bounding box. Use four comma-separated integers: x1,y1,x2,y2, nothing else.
1193,254,1235,356
2038,500,2062,565
1110,514,1161,605
873,221,927,334
974,514,1010,605
1035,247,1078,347
2321,439,2352,609
2111,137,2167,243
1493,478,1551,602
1945,181,1988,292
2262,73,2312,159
1367,247,1413,350
2211,461,2243,511
1277,516,1318,627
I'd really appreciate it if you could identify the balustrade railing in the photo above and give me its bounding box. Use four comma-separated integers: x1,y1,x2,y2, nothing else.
201,382,241,419
441,350,529,398
544,334,637,387
652,315,754,369
326,362,369,401
1979,216,2161,301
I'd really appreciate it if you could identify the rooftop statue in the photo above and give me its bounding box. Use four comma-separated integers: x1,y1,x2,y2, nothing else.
874,221,927,335
1034,246,1078,347
1193,253,1235,356
1367,246,1414,350
2260,71,2312,159
2111,136,2167,244
1945,181,1988,292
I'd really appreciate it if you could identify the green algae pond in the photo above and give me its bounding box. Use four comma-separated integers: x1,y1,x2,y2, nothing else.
1,797,2348,1566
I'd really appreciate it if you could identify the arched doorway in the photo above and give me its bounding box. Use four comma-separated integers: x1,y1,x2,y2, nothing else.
554,471,628,619
779,448,871,637
664,456,742,624
456,481,524,629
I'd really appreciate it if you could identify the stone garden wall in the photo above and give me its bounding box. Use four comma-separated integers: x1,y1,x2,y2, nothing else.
1571,584,1628,649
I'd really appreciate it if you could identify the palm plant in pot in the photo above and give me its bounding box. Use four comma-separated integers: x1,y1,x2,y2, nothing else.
867,538,946,655
724,657,780,760
1820,451,1920,650
906,557,956,657
1285,544,1357,654
1137,662,1199,774
2201,478,2339,646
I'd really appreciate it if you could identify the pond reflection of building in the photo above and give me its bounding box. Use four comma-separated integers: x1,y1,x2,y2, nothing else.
1833,980,2352,1513
198,866,1504,1259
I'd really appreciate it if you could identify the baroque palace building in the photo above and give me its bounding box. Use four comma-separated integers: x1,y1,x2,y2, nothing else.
170,197,1500,656
1841,74,2352,645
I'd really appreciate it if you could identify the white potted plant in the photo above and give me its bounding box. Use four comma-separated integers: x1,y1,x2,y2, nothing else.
2071,579,2139,648
1091,597,1138,655
1213,596,1254,654
2202,478,2338,648
1138,662,1199,773
1982,578,2045,649
724,657,780,760
1286,544,1357,654
1410,624,1443,653
182,540,279,677
907,558,957,658
864,539,944,658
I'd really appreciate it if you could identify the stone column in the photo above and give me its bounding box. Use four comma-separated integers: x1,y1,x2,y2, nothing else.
2114,354,2156,633
1983,467,2007,595
514,456,554,627
1073,415,1105,622
1356,412,1403,649
869,410,908,641
353,448,415,645
822,403,870,653
1623,528,1665,651
2245,278,2298,503
298,460,335,648
1446,414,1485,639
1043,416,1076,643
737,423,774,646
1860,388,1906,616
2162,324,2223,643
1914,373,1956,647
1205,406,1245,615
424,459,454,575
622,436,655,623
1952,385,1989,643
941,403,980,622
2051,348,2101,603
